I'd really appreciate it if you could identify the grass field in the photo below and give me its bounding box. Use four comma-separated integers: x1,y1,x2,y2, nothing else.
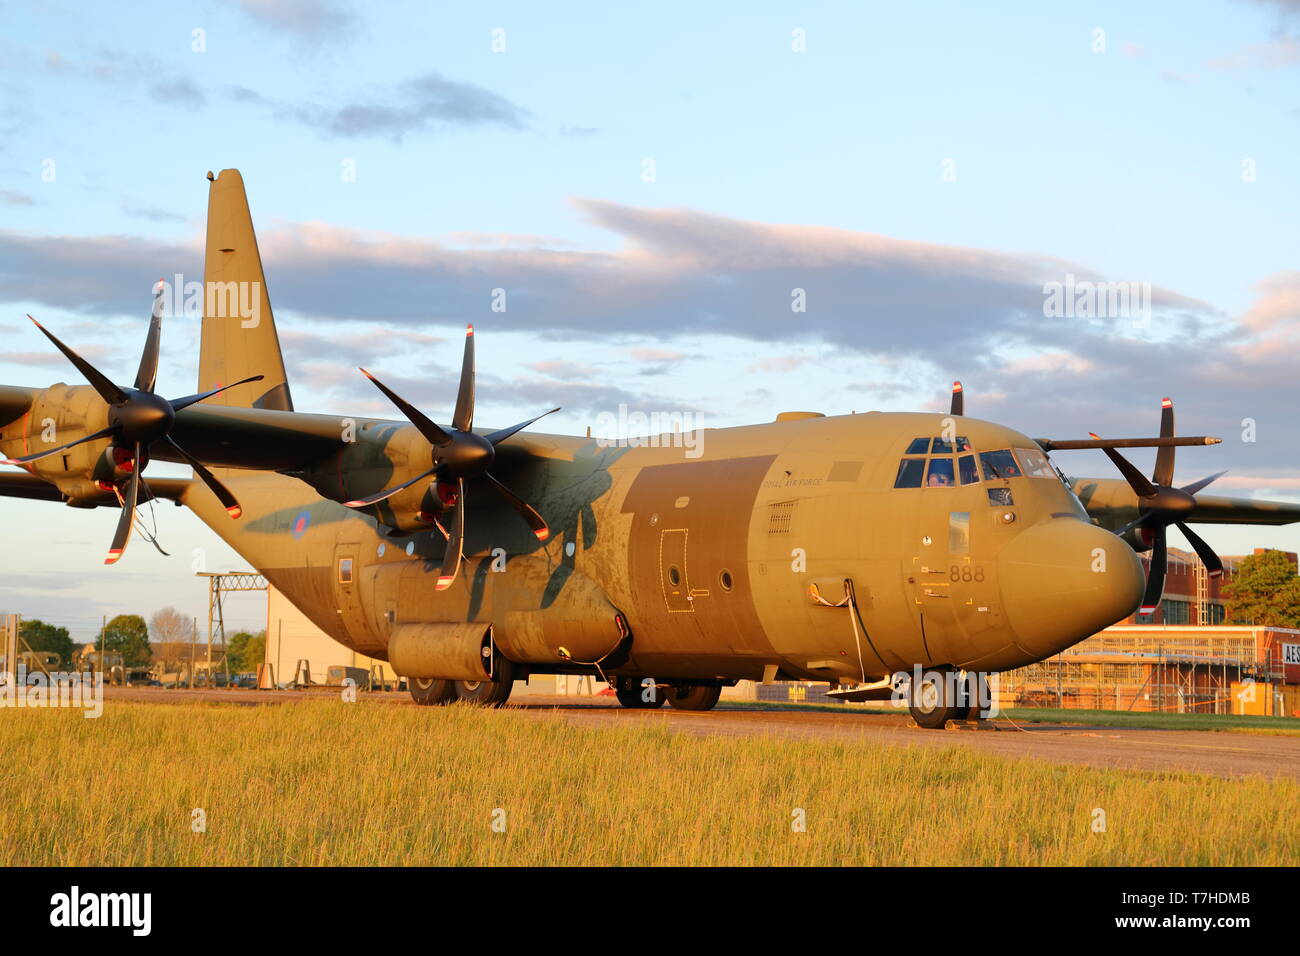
719,699,1300,735
3,700,1296,866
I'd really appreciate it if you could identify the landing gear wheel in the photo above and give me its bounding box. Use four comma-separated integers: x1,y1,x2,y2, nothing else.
410,677,456,706
664,684,722,711
615,677,665,709
454,658,515,707
907,668,968,729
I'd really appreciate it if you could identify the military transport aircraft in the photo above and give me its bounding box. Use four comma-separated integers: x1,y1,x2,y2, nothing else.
3,170,1298,727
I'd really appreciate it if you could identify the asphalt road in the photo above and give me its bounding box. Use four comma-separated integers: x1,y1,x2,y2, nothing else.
103,686,1300,780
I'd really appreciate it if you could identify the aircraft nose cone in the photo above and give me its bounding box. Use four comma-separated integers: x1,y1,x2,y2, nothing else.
997,518,1144,660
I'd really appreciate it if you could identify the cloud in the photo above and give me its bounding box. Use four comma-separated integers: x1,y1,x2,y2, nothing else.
149,77,207,108
235,0,357,45
1208,34,1300,70
2,197,1299,478
525,359,600,381
288,71,530,140
0,190,33,206
124,205,187,223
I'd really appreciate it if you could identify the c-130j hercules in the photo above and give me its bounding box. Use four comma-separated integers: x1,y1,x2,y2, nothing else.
3,170,1298,727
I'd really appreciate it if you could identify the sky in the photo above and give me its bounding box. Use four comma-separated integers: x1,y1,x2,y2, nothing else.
1,0,1299,641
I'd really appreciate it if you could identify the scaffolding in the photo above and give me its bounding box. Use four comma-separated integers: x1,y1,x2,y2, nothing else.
1002,626,1288,714
196,571,268,686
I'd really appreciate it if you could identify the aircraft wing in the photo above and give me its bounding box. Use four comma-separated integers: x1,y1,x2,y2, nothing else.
0,469,191,505
0,385,358,473
163,404,356,470
1070,476,1300,526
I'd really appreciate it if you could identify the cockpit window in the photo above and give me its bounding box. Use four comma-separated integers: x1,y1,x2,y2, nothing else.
931,436,970,455
894,458,925,488
1014,447,1056,479
958,454,979,485
925,458,955,487
979,449,1022,480
897,437,981,489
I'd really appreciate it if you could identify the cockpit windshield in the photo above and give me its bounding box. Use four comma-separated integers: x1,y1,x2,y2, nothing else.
979,449,1021,480
894,436,973,488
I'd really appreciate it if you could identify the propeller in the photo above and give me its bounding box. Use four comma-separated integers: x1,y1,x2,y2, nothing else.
4,285,263,564
346,324,559,591
1090,397,1227,616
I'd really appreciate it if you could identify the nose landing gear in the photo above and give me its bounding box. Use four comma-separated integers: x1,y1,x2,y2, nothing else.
907,668,989,729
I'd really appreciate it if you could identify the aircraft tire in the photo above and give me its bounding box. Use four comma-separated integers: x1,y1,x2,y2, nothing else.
615,678,665,709
410,677,457,706
664,684,722,711
907,668,965,729
454,658,515,707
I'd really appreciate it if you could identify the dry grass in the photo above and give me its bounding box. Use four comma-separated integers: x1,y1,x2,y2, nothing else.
2,700,1295,866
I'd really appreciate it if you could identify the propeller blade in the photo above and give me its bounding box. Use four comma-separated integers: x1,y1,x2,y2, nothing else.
1179,470,1227,497
1152,397,1176,487
28,315,128,406
1090,433,1158,498
483,407,561,447
1114,513,1150,537
343,466,438,509
435,478,465,590
2,424,118,465
485,472,549,541
105,443,142,564
1176,522,1224,577
359,369,452,447
949,381,963,417
452,325,475,433
168,374,266,412
1138,526,1167,616
134,285,165,392
162,436,243,518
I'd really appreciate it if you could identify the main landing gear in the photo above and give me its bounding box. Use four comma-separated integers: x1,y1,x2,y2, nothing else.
407,659,515,708
613,678,722,711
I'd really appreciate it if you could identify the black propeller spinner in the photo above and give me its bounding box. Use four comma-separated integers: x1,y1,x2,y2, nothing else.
345,324,559,591
1090,398,1226,616
4,285,262,564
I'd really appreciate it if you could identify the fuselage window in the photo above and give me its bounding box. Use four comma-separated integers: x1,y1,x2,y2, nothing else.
987,487,1014,506
1014,447,1056,479
958,454,979,485
979,449,1022,480
905,437,931,455
949,512,971,554
338,557,354,584
925,458,955,487
894,458,925,488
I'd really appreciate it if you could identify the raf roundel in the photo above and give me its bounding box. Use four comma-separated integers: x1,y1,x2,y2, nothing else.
290,510,311,539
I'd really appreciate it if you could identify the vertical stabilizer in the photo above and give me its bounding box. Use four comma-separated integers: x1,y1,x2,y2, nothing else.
198,169,294,411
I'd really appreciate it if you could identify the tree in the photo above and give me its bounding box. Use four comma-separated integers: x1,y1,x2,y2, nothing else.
100,615,152,667
227,630,266,673
19,619,74,669
1222,550,1300,627
149,606,190,646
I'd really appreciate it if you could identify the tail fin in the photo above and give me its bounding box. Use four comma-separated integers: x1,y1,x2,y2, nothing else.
198,169,294,411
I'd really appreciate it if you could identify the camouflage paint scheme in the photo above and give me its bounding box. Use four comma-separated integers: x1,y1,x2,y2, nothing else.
3,171,1299,693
